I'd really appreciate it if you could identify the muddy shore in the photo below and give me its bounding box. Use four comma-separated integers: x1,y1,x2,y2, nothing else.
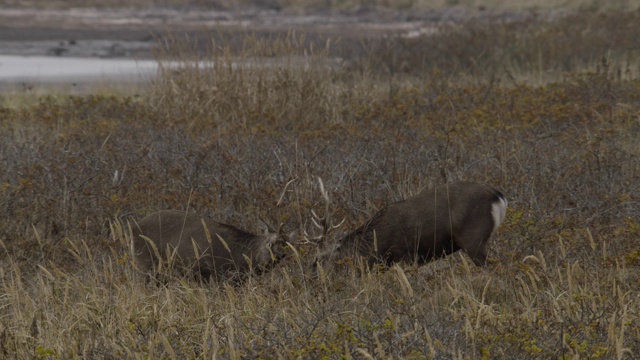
0,6,542,59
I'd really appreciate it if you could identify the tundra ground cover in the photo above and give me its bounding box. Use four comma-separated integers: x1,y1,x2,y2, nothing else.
0,6,639,359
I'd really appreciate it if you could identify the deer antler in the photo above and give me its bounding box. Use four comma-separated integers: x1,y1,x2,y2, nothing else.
310,177,345,243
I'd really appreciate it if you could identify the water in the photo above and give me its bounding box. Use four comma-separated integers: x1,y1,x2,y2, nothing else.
0,54,158,84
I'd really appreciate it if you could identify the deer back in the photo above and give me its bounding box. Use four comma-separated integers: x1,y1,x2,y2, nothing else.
132,210,286,280
326,181,506,267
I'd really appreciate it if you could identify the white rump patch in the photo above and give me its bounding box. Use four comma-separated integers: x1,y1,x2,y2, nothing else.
491,196,508,232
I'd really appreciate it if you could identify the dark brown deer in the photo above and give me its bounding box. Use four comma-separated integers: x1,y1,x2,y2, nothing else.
312,180,507,274
132,210,295,282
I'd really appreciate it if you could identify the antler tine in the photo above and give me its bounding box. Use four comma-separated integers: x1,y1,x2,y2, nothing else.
319,176,329,210
318,177,345,229
311,176,345,245
331,217,346,230
310,210,325,230
288,230,315,245
317,177,330,205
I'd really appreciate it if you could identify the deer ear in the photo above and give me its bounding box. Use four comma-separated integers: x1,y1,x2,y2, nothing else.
286,230,298,243
259,219,277,235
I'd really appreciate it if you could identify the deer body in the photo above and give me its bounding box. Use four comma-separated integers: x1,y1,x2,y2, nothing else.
132,210,290,281
315,181,507,270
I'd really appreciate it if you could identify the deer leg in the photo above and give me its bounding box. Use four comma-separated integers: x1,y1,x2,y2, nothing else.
464,241,488,266
455,227,493,266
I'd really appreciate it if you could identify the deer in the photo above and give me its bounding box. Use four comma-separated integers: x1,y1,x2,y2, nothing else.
131,210,295,282
311,179,507,275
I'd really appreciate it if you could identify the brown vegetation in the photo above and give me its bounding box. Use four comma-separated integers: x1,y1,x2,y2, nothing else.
0,8,639,359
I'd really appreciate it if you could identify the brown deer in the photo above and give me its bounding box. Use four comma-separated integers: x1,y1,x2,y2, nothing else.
132,210,295,282
312,180,507,274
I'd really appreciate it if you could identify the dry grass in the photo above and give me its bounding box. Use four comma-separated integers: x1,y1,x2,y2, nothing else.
1,9,640,359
